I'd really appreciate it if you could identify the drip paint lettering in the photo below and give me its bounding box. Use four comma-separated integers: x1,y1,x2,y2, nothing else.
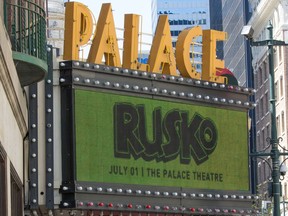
114,103,218,165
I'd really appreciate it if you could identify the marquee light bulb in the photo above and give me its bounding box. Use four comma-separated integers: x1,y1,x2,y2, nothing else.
93,65,100,69
190,208,195,212
127,204,133,208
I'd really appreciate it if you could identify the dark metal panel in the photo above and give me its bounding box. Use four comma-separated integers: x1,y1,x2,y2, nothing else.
28,83,38,208
45,45,54,209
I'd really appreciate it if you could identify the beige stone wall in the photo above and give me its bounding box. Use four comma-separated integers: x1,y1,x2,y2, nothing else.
0,15,28,182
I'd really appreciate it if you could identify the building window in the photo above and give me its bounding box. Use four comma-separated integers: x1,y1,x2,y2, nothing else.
0,144,7,216
275,81,278,102
10,164,22,216
281,111,285,134
280,76,284,98
277,115,280,136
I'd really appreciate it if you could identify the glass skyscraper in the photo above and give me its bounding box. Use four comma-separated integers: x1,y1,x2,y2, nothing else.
151,0,222,72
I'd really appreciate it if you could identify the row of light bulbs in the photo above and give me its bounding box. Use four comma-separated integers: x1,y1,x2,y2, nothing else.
60,201,259,215
62,185,257,200
59,61,256,95
58,76,256,108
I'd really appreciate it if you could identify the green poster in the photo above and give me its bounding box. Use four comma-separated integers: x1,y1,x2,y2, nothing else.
75,89,249,191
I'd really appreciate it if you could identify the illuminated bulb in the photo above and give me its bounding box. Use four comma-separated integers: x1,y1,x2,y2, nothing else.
32,199,37,203
60,62,65,67
96,187,102,192
223,209,228,213
215,209,220,213
251,89,257,93
161,75,167,79
32,168,37,172
161,89,167,94
31,94,37,98
78,202,84,206
104,81,110,86
169,76,175,80
142,87,148,91
116,203,123,208
72,77,79,82
126,189,132,193
132,71,138,75
59,78,65,83
187,93,193,97
150,73,157,78
198,194,204,197
172,192,178,196
181,193,187,197
163,192,169,196
228,85,234,90
122,69,129,73
63,202,69,207
204,96,210,100
196,95,202,99
94,80,100,85
254,195,259,199
46,94,51,98
47,109,52,113
220,84,225,88
146,205,151,209
123,84,130,89
203,81,209,86
215,194,220,198
136,205,142,209
170,91,176,95
243,88,249,92
73,62,79,66
155,206,160,210
113,67,119,72
236,101,242,105
136,190,142,194
207,194,212,198
47,138,52,142
113,83,120,87
47,79,51,84
84,63,89,68
107,188,113,192
32,138,36,142
212,83,217,87
172,207,177,210
180,207,186,211
94,65,100,69
141,72,147,76
198,208,204,212
231,209,237,213
228,99,234,104
239,195,244,199
244,102,250,106
62,186,68,190
47,183,52,187
98,202,104,207
87,187,93,191
108,203,113,207
151,88,158,93
178,77,184,82
32,183,37,187
163,206,169,210
179,92,185,96
145,190,151,195
133,86,139,90
47,168,52,172
117,188,123,193
190,208,196,212
127,204,133,208
231,195,236,199
252,103,257,107
246,195,251,199
190,193,196,197
213,98,218,102
154,191,160,195
195,80,201,84
223,195,228,199
220,98,226,103
87,202,94,207
32,153,37,158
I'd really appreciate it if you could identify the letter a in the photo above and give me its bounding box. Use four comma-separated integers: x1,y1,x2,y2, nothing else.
148,15,177,75
87,3,121,67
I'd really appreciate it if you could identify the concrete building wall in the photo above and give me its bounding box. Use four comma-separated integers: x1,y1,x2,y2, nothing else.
0,9,28,216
